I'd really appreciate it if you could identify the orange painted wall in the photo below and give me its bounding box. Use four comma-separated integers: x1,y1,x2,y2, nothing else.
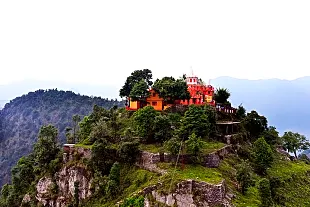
146,89,164,110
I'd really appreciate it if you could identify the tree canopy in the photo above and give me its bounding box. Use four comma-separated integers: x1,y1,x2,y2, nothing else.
119,69,153,98
281,131,310,158
214,88,231,104
152,77,190,103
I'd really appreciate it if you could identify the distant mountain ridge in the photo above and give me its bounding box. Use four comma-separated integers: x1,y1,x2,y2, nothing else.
0,89,124,187
211,76,310,138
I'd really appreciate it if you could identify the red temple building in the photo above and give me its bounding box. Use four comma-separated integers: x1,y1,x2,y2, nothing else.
126,73,216,111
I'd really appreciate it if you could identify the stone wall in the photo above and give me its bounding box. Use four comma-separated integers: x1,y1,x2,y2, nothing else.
137,145,233,171
143,180,234,207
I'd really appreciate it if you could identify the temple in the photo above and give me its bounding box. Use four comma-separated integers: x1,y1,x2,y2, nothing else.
125,73,216,111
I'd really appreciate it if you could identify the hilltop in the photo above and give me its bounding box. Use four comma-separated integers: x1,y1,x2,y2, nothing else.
1,70,310,207
0,89,124,187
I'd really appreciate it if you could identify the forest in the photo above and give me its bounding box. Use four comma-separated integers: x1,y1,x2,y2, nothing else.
0,89,124,188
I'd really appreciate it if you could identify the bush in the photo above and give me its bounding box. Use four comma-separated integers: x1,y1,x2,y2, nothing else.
118,141,140,164
258,178,274,207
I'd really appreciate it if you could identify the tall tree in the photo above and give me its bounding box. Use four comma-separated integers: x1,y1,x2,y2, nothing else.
129,80,150,103
153,115,173,143
253,137,274,175
120,69,153,98
236,104,246,120
33,125,60,168
179,105,210,139
258,178,274,207
281,131,310,158
236,160,253,195
72,115,81,143
132,106,159,142
243,110,268,142
153,77,190,104
262,126,281,147
214,88,231,104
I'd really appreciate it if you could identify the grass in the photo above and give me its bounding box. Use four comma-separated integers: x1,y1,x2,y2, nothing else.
83,165,160,207
158,163,223,184
140,140,226,155
75,143,93,149
201,141,226,154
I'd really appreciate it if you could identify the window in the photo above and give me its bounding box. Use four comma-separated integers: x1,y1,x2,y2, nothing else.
153,93,156,97
152,102,157,106
190,79,192,82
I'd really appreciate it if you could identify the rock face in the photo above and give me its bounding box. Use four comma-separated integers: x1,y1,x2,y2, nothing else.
143,180,234,207
137,145,232,171
32,165,92,207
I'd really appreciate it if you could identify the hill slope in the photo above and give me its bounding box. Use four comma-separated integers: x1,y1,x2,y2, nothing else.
0,89,124,187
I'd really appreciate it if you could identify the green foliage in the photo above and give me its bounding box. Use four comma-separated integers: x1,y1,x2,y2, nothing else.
0,89,123,188
132,106,159,142
253,137,274,175
153,115,172,142
261,126,281,147
243,110,268,142
236,104,246,120
118,141,140,164
236,160,253,194
106,162,120,197
164,136,181,156
91,139,116,175
214,88,231,104
129,80,150,102
179,105,210,139
282,131,310,158
152,77,190,103
33,125,60,168
185,133,204,157
120,195,144,207
258,178,274,207
120,69,153,98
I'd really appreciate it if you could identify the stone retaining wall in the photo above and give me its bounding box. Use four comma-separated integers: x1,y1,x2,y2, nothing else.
136,145,233,172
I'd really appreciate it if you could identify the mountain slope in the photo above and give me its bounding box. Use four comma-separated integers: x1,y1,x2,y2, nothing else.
0,89,124,187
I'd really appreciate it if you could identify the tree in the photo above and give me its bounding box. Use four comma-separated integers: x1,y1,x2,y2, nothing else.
11,156,35,195
33,125,60,168
243,110,268,141
153,115,172,143
253,137,274,175
129,80,150,103
179,105,210,139
185,133,204,156
236,160,253,194
258,178,274,207
132,106,159,142
106,162,120,197
72,115,81,143
203,104,217,137
164,137,182,156
152,77,190,104
120,69,153,98
91,139,116,175
281,131,310,158
262,126,281,147
214,88,231,104
118,141,140,164
236,104,246,120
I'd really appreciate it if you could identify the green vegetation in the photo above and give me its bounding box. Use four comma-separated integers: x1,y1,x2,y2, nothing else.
0,89,123,188
2,69,310,207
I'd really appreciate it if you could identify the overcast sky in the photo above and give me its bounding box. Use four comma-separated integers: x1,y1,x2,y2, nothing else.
1,0,310,86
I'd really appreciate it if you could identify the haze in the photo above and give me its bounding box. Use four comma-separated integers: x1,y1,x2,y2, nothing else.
1,0,310,86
